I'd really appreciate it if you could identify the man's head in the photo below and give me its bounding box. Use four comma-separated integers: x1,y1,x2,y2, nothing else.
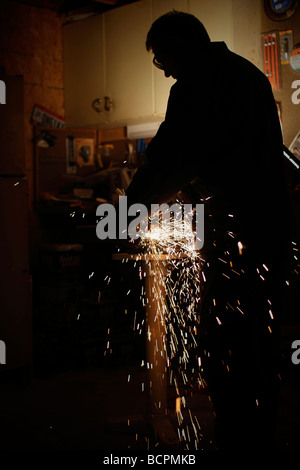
146,10,210,79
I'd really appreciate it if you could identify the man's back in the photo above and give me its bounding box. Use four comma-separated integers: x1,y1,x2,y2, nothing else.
142,42,294,254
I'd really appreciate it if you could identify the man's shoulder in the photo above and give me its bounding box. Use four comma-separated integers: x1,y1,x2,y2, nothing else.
210,42,271,94
219,42,266,79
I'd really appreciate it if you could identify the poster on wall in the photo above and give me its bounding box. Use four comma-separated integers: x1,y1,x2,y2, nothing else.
75,137,95,167
289,130,300,159
279,29,293,64
290,44,300,71
31,104,65,128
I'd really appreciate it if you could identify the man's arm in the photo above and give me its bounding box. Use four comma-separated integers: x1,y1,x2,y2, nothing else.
126,159,196,208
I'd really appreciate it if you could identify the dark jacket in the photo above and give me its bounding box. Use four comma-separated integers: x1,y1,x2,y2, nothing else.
126,42,294,256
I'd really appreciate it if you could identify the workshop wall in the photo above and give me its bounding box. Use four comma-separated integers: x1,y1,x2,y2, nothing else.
261,1,300,147
1,0,299,199
232,0,263,70
0,0,65,206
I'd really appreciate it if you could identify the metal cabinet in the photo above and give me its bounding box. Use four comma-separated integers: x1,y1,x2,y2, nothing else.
63,0,236,128
62,0,183,127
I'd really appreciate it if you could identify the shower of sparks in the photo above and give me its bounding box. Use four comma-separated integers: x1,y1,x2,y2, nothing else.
134,206,207,449
98,200,300,450
139,209,203,370
125,212,299,449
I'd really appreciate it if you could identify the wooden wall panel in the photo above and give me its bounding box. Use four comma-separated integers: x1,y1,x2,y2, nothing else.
261,2,300,147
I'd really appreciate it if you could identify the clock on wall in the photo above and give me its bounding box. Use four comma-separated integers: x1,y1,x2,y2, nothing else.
264,0,299,20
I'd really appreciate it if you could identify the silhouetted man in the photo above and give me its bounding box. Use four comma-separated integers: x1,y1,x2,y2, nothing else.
126,11,294,449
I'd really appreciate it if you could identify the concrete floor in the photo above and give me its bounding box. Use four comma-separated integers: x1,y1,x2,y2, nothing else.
0,354,299,453
0,362,214,451
2,187,300,454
